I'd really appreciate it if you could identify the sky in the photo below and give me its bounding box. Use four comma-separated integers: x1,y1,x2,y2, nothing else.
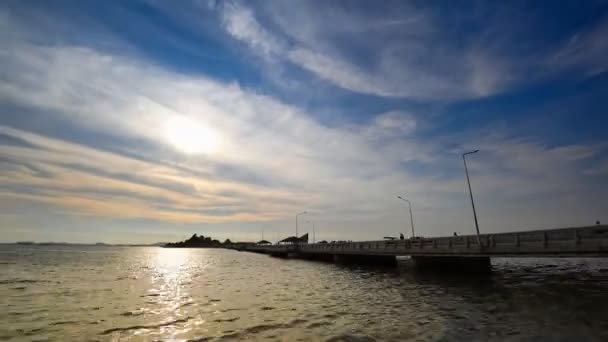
1,0,608,244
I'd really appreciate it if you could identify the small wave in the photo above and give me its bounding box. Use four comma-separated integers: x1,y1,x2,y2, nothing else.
19,327,45,336
8,308,49,316
101,317,192,335
322,313,339,319
49,320,78,326
307,321,333,328
245,319,307,334
325,334,376,342
141,293,161,297
0,279,48,285
210,318,308,340
120,309,146,317
260,306,275,311
177,302,195,309
213,317,239,323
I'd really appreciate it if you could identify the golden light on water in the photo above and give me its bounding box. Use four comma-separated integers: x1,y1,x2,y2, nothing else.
147,248,199,339
165,116,221,155
153,247,190,278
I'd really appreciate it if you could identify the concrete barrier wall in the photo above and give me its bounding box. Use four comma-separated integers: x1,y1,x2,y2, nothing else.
244,225,608,257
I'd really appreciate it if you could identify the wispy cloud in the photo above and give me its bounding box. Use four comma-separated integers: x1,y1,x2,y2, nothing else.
217,1,515,99
219,2,608,101
549,18,608,77
221,1,285,57
0,126,300,223
1,1,607,242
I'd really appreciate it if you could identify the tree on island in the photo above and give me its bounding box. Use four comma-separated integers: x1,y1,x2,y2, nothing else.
164,234,230,248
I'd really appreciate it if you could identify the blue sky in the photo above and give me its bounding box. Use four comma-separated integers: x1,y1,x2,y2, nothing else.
1,0,607,243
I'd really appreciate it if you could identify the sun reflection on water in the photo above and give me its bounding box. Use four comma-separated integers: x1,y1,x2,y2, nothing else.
153,248,191,279
145,248,203,339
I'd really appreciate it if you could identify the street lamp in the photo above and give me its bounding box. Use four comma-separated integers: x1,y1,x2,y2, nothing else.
295,211,307,238
397,196,415,238
462,150,481,245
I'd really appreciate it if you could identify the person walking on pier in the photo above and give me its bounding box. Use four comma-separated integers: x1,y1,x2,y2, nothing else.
400,233,404,240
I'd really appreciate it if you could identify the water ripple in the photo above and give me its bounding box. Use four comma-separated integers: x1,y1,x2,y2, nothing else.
100,316,193,335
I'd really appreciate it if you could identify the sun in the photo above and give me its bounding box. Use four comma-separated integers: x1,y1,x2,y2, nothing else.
165,116,221,155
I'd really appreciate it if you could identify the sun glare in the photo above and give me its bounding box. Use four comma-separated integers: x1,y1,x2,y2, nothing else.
165,116,221,155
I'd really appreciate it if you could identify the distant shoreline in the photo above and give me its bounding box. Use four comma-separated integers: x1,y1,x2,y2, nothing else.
1,242,167,247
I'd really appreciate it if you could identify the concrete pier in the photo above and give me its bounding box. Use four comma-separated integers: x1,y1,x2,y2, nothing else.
231,225,608,273
411,256,491,274
297,253,335,262
334,254,397,266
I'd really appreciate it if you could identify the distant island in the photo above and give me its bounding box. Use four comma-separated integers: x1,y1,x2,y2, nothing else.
164,234,231,248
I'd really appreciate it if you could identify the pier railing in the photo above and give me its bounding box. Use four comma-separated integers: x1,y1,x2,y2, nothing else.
244,225,608,257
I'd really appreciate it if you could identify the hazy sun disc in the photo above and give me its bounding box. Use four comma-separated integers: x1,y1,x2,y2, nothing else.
165,116,221,154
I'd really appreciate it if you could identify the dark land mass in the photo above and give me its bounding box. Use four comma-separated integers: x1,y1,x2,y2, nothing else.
164,234,233,248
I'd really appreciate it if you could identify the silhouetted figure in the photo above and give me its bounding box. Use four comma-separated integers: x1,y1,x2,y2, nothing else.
453,232,458,236
399,233,404,240
597,221,601,225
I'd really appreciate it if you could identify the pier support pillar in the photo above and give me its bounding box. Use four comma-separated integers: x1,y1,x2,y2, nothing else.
411,256,491,274
333,254,397,266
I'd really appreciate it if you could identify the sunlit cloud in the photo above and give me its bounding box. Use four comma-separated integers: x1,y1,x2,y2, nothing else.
0,1,607,243
165,115,222,155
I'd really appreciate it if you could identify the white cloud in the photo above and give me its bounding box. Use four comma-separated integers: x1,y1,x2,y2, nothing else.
220,1,285,57
550,18,608,77
373,111,417,135
287,48,399,97
219,2,608,101
1,6,607,242
218,1,515,100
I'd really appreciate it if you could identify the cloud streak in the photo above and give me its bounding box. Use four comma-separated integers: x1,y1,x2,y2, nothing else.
217,1,511,99
1,1,607,243
219,1,608,100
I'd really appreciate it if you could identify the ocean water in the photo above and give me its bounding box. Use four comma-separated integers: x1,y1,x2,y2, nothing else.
1,245,607,341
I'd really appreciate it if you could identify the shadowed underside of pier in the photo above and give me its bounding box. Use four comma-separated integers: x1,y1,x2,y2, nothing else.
235,225,608,272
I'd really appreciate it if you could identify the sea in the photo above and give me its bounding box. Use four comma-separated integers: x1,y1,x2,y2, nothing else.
1,245,607,341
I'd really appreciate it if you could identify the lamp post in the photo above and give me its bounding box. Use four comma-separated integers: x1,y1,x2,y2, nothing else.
462,150,481,245
397,196,415,238
296,211,307,239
